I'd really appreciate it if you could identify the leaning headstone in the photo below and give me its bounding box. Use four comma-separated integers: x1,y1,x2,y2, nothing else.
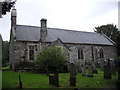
87,63,93,77
69,63,76,86
81,64,86,76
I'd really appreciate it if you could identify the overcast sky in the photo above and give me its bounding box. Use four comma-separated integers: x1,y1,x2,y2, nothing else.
0,0,119,41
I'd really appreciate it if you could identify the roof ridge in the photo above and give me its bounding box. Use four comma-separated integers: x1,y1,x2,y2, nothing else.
48,27,96,34
17,24,40,28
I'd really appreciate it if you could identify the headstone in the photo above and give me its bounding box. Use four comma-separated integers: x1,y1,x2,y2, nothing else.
111,64,117,75
104,59,111,79
104,66,111,79
19,75,22,89
118,67,120,80
100,59,104,71
109,59,116,75
49,75,54,85
92,69,98,74
97,62,101,68
92,62,98,74
81,64,86,76
69,63,76,86
87,63,93,77
49,72,59,87
54,72,59,87
115,60,120,80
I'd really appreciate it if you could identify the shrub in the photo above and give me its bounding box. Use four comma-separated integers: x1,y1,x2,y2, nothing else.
34,46,68,73
14,60,34,71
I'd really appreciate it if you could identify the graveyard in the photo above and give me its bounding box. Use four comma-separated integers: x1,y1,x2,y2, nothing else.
2,68,118,88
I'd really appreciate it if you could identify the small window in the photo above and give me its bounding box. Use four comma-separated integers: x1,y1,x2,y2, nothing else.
29,49,34,60
35,45,37,51
78,49,83,59
100,48,104,58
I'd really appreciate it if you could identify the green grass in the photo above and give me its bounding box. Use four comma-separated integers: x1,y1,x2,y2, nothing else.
2,69,118,88
2,66,9,70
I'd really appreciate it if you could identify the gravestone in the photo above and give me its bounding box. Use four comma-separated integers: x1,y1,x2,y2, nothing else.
69,63,76,86
81,64,86,76
95,61,101,68
114,60,120,80
92,62,98,74
49,75,54,85
49,72,59,87
104,59,111,79
109,59,116,75
93,70,98,74
104,66,111,79
87,63,93,77
19,75,22,89
100,60,104,71
54,72,59,87
118,67,120,80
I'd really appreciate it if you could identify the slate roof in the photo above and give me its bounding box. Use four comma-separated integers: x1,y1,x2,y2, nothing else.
16,25,114,45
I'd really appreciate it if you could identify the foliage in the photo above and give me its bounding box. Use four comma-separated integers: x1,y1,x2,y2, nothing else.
34,46,67,73
94,24,119,42
14,60,34,71
115,56,120,67
1,0,16,16
115,56,120,61
94,24,120,55
2,66,9,70
2,69,118,88
2,41,9,67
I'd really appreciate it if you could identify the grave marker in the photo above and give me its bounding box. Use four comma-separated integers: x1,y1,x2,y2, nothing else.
87,62,93,77
81,64,86,76
69,63,76,86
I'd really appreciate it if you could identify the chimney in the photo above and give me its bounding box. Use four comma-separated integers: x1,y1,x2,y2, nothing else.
11,6,17,28
40,18,47,42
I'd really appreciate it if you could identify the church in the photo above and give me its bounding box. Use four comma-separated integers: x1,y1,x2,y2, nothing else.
9,7,117,71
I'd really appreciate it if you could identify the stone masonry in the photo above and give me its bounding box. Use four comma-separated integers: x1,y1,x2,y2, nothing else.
9,7,117,71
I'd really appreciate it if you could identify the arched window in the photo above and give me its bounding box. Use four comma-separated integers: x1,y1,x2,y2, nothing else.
78,49,83,59
99,48,104,58
29,49,34,60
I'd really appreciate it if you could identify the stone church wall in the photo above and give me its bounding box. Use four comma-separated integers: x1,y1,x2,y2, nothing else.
66,44,117,68
10,40,117,71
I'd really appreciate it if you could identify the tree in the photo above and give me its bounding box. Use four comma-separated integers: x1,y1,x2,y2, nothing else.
35,46,67,74
0,0,16,17
94,24,119,42
94,24,120,55
2,41,9,66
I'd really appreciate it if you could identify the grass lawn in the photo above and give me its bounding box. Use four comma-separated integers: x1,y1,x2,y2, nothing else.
2,69,118,88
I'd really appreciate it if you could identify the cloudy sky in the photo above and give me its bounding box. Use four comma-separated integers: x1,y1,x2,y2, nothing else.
0,0,119,41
